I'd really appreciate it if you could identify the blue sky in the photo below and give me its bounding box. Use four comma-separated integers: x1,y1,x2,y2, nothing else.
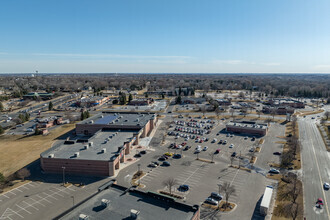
1,0,330,73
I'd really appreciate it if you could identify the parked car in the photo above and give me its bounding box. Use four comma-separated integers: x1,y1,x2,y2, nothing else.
162,161,171,166
152,161,159,166
210,192,223,201
269,168,280,174
273,152,282,155
215,148,221,154
205,197,218,206
324,182,330,190
164,152,173,157
316,198,324,206
218,140,223,144
158,157,166,161
148,163,157,168
173,154,182,159
249,147,254,152
229,144,234,148
231,152,237,157
203,146,208,151
244,136,248,140
179,184,190,191
140,150,147,154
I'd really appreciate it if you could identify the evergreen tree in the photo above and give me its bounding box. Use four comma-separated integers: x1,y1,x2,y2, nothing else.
48,101,53,111
0,101,3,111
0,125,4,135
176,96,182,104
128,94,133,103
81,112,84,121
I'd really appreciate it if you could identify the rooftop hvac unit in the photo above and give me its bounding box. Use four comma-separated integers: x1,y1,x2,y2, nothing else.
89,120,94,124
106,138,110,141
101,148,106,153
101,199,110,207
109,135,112,139
100,115,104,118
84,145,89,150
74,152,80,157
79,214,89,220
89,142,93,147
48,154,54,158
130,209,140,219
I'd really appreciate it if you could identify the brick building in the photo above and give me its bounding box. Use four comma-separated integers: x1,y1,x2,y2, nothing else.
226,121,268,136
40,112,157,176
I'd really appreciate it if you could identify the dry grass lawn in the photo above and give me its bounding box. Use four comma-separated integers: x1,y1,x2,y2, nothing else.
0,124,75,177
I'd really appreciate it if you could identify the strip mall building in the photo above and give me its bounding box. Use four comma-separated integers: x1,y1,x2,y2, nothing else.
40,112,158,176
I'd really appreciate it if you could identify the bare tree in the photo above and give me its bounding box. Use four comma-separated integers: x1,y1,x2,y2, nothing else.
271,108,276,119
215,107,221,120
230,156,235,167
209,152,215,163
288,176,301,204
162,178,178,195
201,105,207,117
229,108,235,119
16,168,30,181
284,202,301,220
220,182,236,208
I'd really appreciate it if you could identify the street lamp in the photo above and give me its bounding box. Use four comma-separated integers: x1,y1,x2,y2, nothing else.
62,167,66,186
137,164,141,186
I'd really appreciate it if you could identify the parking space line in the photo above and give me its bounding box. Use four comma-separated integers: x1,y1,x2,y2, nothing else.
23,201,39,211
1,194,10,199
29,197,45,207
7,191,16,196
65,186,76,191
20,185,29,190
16,204,32,214
37,195,52,203
48,189,64,197
14,188,23,192
6,208,24,219
43,192,58,200
57,187,70,195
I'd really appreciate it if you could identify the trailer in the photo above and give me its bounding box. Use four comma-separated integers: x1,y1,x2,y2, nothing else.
260,186,273,216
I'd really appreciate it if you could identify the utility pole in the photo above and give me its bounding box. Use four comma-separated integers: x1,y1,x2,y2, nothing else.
62,167,66,186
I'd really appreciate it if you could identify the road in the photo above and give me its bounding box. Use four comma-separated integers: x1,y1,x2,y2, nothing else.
299,109,330,220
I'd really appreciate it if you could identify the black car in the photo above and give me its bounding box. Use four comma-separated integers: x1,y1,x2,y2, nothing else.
135,153,142,158
140,150,147,154
273,152,282,155
179,184,190,191
152,161,159,166
158,157,166,161
231,152,237,157
162,161,171,166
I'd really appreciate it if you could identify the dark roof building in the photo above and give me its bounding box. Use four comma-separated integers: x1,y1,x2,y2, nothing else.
58,183,200,220
23,92,54,100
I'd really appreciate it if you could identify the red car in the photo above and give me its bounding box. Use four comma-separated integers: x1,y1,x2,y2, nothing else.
317,198,324,206
182,142,187,146
216,148,221,153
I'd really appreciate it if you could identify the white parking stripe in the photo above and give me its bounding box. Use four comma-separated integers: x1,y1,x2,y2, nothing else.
20,185,29,190
37,195,52,203
57,187,70,195
43,192,58,200
48,189,64,197
1,194,10,198
8,208,24,219
16,204,32,214
23,201,39,211
65,185,76,191
29,197,45,207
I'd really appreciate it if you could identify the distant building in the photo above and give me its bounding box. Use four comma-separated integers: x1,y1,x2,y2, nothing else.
128,98,154,106
76,96,109,108
181,97,206,104
23,92,54,100
58,182,200,220
262,106,294,115
226,121,268,136
40,112,158,176
216,99,231,106
37,116,63,128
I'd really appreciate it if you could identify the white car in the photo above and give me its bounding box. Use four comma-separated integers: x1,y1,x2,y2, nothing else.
324,182,330,190
229,144,234,148
203,146,208,151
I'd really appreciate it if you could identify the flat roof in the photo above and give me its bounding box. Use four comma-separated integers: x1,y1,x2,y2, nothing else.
77,112,156,128
60,184,198,220
227,121,268,130
41,130,135,161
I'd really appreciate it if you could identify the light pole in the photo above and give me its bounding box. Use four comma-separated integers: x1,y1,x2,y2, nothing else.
62,167,66,186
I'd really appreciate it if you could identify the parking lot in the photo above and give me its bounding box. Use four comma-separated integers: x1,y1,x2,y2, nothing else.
116,115,285,219
0,180,100,220
114,100,167,112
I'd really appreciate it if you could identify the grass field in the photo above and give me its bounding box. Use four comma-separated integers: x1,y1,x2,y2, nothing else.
0,124,75,177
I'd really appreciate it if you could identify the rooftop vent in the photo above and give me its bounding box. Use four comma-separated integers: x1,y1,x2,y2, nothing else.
74,152,80,157
89,142,93,147
79,214,89,220
89,120,94,124
101,148,106,153
48,154,54,158
124,119,128,122
101,199,110,207
130,209,140,219
84,145,89,150
109,135,112,139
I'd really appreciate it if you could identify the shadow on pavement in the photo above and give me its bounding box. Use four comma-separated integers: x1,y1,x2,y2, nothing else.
251,195,265,220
